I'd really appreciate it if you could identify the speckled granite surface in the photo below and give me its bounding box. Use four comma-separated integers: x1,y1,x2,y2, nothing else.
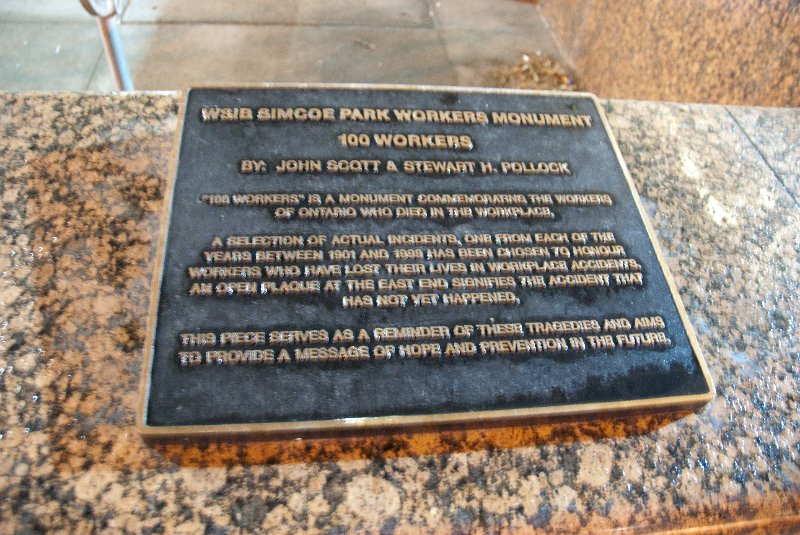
728,106,800,203
0,93,798,533
538,0,800,107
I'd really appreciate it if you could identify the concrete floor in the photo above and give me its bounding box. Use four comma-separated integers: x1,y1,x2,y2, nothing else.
0,0,566,91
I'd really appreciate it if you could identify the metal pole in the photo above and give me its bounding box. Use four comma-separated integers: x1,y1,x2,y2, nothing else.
96,13,133,91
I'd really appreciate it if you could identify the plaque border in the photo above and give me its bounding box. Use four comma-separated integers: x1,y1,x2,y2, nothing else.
137,83,715,438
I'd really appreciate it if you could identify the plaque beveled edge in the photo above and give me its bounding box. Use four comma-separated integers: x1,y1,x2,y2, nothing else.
136,83,715,439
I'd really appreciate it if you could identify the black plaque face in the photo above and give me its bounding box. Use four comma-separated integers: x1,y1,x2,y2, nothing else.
139,85,713,438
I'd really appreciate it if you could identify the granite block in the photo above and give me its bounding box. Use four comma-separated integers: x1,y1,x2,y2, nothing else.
0,92,798,533
728,106,800,204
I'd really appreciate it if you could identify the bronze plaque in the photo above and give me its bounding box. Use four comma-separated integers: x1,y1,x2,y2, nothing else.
138,85,713,438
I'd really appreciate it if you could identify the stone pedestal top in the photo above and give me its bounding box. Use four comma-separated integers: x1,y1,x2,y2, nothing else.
0,92,797,533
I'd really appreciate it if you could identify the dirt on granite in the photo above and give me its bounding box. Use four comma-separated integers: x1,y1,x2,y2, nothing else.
493,52,578,91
